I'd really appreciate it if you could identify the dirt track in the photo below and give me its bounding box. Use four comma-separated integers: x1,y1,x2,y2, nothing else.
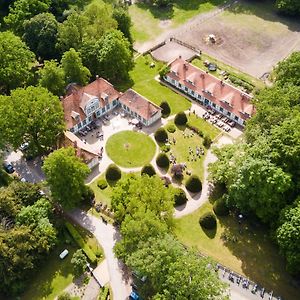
135,0,300,78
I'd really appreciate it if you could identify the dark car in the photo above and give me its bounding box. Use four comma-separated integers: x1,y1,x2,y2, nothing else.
3,162,15,174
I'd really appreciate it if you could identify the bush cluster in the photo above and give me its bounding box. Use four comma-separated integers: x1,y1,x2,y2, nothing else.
185,175,202,193
213,196,229,216
228,75,254,93
160,101,171,118
156,153,170,169
203,135,212,148
141,164,156,177
154,127,168,143
97,179,108,190
174,111,188,126
199,212,217,229
105,164,121,182
186,123,204,137
166,123,176,133
173,188,188,206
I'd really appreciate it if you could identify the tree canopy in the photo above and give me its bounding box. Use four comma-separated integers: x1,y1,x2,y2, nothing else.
275,0,300,15
42,147,90,209
0,86,65,155
0,31,35,93
23,12,59,60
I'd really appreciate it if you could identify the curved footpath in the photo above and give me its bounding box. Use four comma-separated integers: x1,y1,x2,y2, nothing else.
68,209,131,300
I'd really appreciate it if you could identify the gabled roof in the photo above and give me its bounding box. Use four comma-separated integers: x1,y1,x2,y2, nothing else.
167,58,255,121
62,77,120,129
119,89,162,121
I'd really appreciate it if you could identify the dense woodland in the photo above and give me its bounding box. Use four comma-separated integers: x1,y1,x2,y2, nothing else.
0,0,300,298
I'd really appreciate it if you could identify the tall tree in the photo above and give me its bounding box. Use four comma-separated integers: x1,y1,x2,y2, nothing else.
275,0,300,16
274,52,300,86
112,7,133,44
23,12,59,60
0,31,35,93
61,48,91,85
38,60,66,96
127,235,226,299
276,200,300,274
42,147,90,209
4,0,51,34
0,86,65,155
96,29,134,82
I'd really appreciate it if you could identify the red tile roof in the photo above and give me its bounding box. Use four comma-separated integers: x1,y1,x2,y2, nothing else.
62,78,120,129
119,89,161,121
167,58,255,121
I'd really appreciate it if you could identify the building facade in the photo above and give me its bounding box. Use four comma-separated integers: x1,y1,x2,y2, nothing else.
164,58,255,126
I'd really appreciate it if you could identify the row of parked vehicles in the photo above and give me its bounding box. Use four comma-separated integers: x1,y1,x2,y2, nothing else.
203,111,234,132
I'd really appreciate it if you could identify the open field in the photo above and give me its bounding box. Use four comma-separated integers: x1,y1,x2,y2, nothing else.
21,244,78,300
126,55,191,115
129,0,225,43
106,131,156,168
174,202,298,300
175,0,300,78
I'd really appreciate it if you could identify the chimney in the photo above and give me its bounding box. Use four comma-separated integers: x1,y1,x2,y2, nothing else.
59,96,64,101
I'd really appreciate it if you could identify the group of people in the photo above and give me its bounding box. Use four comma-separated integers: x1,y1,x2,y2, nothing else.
188,146,204,162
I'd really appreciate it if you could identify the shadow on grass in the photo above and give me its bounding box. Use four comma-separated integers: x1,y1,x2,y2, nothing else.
208,182,226,203
227,0,300,32
201,225,217,239
136,2,174,20
217,214,299,300
175,0,224,11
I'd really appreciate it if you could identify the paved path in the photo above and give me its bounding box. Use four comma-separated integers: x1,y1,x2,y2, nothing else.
134,0,238,54
68,209,132,300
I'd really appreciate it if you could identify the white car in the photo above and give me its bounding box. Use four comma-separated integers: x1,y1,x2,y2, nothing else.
19,142,29,151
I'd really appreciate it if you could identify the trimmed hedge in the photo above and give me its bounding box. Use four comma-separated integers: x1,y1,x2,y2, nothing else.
160,101,171,117
199,212,217,229
65,222,97,264
99,286,110,300
154,127,168,143
141,164,156,177
185,175,202,193
174,111,187,125
105,164,121,181
213,196,229,216
156,153,170,169
173,188,188,206
97,179,108,190
166,123,176,133
203,135,212,148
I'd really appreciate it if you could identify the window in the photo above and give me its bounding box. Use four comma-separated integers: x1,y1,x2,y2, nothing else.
212,103,216,108
234,116,239,121
70,128,74,133
178,83,182,88
88,116,92,122
78,123,82,129
142,118,146,124
227,111,231,116
82,119,86,125
172,79,175,84
184,87,188,92
102,107,105,113
96,110,101,116
113,100,117,106
191,90,194,95
220,107,223,112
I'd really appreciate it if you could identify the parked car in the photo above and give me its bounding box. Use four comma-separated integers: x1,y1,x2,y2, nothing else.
19,142,29,151
129,291,140,300
3,162,14,174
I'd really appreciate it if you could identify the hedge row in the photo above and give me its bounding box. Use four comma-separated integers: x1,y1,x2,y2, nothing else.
99,286,110,300
65,222,97,264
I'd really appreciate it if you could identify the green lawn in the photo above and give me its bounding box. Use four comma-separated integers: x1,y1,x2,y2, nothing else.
106,130,156,168
130,0,225,43
21,244,78,300
188,114,220,140
88,172,140,208
192,54,265,90
174,202,298,300
128,55,191,115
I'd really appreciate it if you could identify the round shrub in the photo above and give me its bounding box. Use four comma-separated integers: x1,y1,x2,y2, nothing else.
185,175,202,193
154,127,168,143
156,153,170,169
160,101,171,117
174,111,188,126
199,212,217,230
203,135,212,148
173,188,188,206
97,179,108,190
105,164,121,182
160,144,170,153
141,164,156,177
213,196,229,216
166,123,176,133
58,292,72,300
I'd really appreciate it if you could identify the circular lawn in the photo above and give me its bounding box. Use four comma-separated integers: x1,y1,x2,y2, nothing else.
106,130,156,168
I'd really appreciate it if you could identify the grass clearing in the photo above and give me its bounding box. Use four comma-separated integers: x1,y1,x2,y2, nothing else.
174,202,298,300
130,0,225,43
21,244,78,300
128,55,191,115
192,54,265,91
106,130,156,168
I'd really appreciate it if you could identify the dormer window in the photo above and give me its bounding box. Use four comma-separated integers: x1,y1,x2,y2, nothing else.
71,111,80,121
